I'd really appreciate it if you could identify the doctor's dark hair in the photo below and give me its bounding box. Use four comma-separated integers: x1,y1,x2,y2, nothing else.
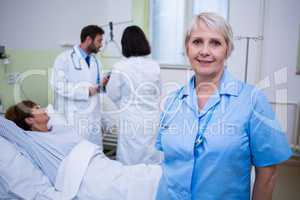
80,25,104,43
5,100,37,131
121,25,151,57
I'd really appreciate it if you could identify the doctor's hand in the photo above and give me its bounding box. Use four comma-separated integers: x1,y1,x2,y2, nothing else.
89,86,98,96
101,72,111,87
96,72,111,93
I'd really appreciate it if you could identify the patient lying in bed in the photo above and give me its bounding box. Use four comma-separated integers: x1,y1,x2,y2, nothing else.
0,100,162,200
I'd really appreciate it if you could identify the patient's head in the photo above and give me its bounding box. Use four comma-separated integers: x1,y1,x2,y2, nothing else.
5,100,49,132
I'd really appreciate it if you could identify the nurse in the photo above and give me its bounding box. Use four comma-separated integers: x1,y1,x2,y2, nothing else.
155,12,292,200
106,26,161,165
51,25,106,148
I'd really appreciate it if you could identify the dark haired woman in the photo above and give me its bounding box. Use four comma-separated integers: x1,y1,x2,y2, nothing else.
106,25,161,165
5,100,49,131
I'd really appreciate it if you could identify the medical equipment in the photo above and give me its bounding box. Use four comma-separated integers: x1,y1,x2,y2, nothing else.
109,22,114,42
159,87,184,128
234,36,263,83
159,87,185,128
194,106,215,147
100,26,121,57
0,45,9,60
70,47,101,84
159,86,216,147
0,45,10,69
100,21,131,58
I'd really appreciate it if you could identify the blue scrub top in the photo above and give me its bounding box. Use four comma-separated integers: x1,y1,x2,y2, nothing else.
155,69,292,200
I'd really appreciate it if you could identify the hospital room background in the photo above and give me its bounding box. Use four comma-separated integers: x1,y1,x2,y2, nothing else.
0,0,299,199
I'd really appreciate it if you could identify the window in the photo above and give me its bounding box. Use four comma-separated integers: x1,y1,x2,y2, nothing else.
150,0,185,65
193,0,228,19
150,0,228,65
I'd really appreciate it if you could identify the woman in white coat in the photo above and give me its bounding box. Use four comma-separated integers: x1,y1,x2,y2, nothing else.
106,26,161,165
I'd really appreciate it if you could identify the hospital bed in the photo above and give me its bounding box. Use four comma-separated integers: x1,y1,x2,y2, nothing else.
0,136,162,200
100,94,119,157
0,114,161,200
48,93,120,157
0,137,59,199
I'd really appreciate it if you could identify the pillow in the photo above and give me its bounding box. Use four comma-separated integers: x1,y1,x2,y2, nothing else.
46,104,68,128
0,137,57,199
47,97,120,135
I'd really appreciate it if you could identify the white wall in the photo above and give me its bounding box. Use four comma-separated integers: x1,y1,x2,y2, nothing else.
227,0,265,84
260,0,300,148
227,0,300,104
261,0,300,102
0,0,132,50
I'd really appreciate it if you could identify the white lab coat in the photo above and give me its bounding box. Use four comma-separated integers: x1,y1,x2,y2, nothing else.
51,45,103,149
106,56,161,165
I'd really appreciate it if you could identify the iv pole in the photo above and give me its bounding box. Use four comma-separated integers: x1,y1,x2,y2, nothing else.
100,20,133,58
235,36,263,83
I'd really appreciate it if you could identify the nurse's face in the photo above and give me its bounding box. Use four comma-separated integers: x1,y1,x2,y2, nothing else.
88,34,103,54
186,21,227,80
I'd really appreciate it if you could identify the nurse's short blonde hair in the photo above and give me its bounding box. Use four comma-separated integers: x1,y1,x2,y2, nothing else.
185,12,234,58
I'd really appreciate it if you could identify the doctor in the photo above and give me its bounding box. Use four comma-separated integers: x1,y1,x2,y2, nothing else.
51,25,106,148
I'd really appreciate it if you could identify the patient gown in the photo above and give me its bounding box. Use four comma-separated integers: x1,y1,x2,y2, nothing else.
0,117,161,200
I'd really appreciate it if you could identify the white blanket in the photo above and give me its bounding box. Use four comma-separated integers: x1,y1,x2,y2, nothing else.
55,140,100,199
55,140,162,200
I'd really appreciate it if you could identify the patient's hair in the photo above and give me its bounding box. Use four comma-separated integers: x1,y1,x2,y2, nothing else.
5,100,37,130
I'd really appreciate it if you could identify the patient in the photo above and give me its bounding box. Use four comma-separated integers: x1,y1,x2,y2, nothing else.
5,100,50,131
4,100,82,185
1,100,161,200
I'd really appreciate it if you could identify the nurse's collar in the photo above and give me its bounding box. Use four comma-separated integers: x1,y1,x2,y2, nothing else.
180,69,241,99
218,69,241,96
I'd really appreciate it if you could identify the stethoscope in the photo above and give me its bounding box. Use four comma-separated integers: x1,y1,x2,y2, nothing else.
159,87,185,129
159,86,216,147
71,48,101,84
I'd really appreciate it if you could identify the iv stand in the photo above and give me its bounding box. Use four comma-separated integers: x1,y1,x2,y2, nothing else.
235,36,263,83
100,20,133,58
